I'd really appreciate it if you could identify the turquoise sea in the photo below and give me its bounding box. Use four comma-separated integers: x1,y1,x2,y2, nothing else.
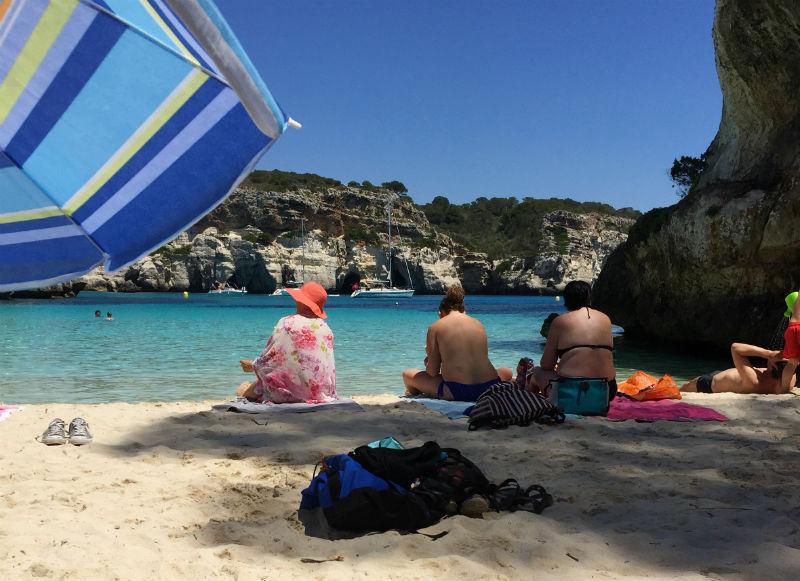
0,293,731,404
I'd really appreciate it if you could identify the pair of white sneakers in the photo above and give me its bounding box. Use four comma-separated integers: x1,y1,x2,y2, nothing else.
40,417,93,445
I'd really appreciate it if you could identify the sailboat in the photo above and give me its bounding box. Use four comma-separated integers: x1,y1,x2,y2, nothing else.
208,247,247,296
272,219,306,295
208,282,247,296
351,198,414,299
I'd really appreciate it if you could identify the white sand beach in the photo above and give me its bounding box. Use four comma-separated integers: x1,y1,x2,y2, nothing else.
1,392,799,580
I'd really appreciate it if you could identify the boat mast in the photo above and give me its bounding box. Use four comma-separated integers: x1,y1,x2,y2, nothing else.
301,218,305,282
387,198,392,288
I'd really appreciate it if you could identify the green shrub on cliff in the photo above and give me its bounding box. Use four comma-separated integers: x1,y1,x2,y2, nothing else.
243,231,275,246
669,153,709,198
550,225,570,254
421,195,639,260
626,207,671,246
243,170,342,192
411,236,438,250
344,227,380,245
153,244,192,256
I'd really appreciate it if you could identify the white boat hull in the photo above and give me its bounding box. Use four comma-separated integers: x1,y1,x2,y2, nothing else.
351,288,414,299
207,289,247,296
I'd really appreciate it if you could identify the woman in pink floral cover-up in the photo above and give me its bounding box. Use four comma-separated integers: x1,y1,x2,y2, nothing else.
237,282,336,403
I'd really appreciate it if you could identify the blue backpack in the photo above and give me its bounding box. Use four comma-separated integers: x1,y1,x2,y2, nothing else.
300,454,438,532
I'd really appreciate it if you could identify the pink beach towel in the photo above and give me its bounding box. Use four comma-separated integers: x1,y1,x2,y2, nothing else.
605,396,728,422
0,405,22,423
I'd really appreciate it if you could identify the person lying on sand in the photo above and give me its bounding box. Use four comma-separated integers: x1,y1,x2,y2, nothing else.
681,342,796,394
402,286,512,401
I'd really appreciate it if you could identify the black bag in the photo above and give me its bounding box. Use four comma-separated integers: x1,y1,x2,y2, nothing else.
301,441,492,533
350,441,443,488
300,454,438,532
468,381,565,430
351,441,490,505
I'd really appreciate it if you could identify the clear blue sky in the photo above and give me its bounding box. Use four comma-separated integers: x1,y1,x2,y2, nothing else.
215,0,720,212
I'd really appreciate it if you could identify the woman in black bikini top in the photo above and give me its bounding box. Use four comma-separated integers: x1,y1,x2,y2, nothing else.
529,281,617,395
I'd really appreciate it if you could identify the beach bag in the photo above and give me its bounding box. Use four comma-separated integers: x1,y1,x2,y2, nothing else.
350,441,490,505
299,454,438,532
468,381,565,430
547,377,609,415
617,371,682,401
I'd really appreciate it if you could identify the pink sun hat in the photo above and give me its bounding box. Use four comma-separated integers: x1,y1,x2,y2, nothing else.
286,282,328,318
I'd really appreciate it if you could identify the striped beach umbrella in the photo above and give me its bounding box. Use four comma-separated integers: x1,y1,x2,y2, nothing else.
0,0,297,291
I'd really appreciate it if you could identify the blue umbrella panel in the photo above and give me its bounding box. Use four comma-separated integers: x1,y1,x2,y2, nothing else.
0,0,291,290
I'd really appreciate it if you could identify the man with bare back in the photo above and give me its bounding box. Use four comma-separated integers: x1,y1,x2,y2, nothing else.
681,342,796,394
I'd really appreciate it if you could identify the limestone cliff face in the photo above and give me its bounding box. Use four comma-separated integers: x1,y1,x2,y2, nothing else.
593,0,800,348
493,211,633,294
67,186,632,296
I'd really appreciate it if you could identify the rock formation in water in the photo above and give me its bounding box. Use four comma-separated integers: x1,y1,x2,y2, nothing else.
593,0,800,349
63,184,634,296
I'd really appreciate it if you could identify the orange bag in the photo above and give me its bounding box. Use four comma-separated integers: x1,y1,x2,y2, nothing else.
616,371,682,400
645,374,681,400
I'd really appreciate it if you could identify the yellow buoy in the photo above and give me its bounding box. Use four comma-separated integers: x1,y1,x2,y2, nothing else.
555,296,560,301
183,291,188,298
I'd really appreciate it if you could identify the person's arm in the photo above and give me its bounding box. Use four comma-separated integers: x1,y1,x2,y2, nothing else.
731,342,781,363
730,342,782,385
539,319,560,371
424,325,441,377
252,331,279,374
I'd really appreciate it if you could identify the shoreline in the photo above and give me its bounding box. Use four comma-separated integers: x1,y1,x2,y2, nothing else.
1,393,799,580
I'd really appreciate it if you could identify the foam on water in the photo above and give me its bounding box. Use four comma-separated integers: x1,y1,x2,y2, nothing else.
0,293,730,404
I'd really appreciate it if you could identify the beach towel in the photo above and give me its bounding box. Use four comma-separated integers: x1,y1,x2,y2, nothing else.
605,396,728,422
402,397,472,418
212,397,363,414
0,405,21,422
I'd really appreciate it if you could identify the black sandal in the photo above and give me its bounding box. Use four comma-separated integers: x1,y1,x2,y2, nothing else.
511,484,553,514
488,478,523,511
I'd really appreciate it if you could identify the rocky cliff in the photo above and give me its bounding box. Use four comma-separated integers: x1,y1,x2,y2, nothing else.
54,185,634,296
593,0,800,348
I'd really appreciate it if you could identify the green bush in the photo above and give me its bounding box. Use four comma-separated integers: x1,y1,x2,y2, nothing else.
412,236,439,250
551,226,570,254
153,244,192,256
626,207,671,246
420,195,639,260
670,152,709,198
243,231,275,246
242,169,342,193
495,259,514,273
344,227,380,245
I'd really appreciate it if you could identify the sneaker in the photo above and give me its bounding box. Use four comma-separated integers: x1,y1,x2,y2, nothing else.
459,494,490,518
68,417,93,445
41,418,67,445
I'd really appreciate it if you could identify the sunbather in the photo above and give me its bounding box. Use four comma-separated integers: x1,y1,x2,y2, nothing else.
237,282,336,403
529,281,617,398
402,286,512,401
681,342,795,394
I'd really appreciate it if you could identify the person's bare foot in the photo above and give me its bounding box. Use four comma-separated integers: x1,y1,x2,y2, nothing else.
237,381,256,397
